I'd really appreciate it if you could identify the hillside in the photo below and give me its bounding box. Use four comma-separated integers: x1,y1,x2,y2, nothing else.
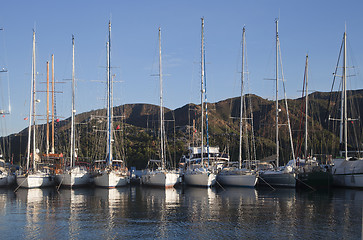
2,89,363,169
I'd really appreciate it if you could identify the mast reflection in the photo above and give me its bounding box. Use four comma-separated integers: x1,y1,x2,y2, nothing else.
16,188,56,239
58,188,89,239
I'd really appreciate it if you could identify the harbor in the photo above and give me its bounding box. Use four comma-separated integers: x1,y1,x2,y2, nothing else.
0,1,363,239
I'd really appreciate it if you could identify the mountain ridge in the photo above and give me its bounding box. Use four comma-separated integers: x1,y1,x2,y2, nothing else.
3,89,363,169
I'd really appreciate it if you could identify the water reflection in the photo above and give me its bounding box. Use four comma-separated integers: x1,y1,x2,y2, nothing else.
179,187,219,239
16,188,54,203
216,187,259,238
16,188,57,240
0,188,14,214
58,188,91,239
219,187,258,204
141,187,180,206
253,188,363,239
183,187,217,203
183,187,218,221
3,186,361,239
92,188,129,239
329,189,363,239
94,187,129,208
139,187,181,239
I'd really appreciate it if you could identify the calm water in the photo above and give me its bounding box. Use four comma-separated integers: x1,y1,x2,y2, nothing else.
0,186,361,240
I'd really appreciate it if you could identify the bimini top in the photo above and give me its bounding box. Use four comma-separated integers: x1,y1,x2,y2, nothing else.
94,159,123,163
188,146,220,154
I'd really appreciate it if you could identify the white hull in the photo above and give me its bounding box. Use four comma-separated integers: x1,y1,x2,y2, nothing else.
332,174,363,188
333,159,363,188
141,170,179,188
16,172,55,188
94,170,128,188
184,168,216,187
40,174,55,187
55,168,90,187
217,172,257,187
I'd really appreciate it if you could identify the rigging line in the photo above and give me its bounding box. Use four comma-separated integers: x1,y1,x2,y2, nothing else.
172,110,176,169
278,40,295,161
295,57,307,158
325,34,344,122
248,97,257,161
0,28,11,113
204,49,210,167
243,93,250,161
243,34,257,161
227,32,244,163
346,36,360,78
248,104,257,161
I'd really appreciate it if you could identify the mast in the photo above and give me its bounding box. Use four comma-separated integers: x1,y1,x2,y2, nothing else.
275,19,279,167
70,35,75,168
32,31,37,170
239,27,245,169
51,54,55,154
342,31,348,160
304,54,309,158
158,27,165,170
46,61,50,156
200,17,205,166
26,30,36,171
106,20,113,166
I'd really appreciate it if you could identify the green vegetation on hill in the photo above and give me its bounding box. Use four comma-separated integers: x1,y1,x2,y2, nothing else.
2,89,363,169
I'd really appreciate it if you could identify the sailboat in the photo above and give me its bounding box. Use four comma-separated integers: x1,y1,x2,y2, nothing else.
141,28,179,188
0,28,15,187
93,21,129,188
16,30,55,188
294,55,333,189
258,19,296,188
55,36,90,188
331,30,363,188
0,158,14,187
183,18,225,187
217,27,258,188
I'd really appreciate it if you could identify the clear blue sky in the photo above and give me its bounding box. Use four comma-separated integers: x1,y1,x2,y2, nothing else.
0,0,362,136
